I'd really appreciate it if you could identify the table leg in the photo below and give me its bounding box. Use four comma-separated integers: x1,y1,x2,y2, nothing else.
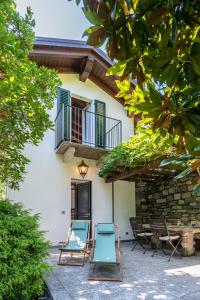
181,232,195,256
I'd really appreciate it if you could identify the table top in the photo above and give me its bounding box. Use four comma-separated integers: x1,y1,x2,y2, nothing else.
143,223,200,234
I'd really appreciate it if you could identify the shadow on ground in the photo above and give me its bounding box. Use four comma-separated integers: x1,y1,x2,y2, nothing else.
46,242,200,300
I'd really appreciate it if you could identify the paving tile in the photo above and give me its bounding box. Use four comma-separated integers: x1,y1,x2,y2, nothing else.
46,243,200,300
50,290,73,300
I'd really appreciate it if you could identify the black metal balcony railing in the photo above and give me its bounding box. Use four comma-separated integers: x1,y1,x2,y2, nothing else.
55,105,122,150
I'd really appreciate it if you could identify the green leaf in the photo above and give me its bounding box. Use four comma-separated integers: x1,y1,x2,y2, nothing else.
154,55,171,69
160,154,192,167
174,166,192,180
181,90,200,107
160,158,178,167
82,7,103,26
190,42,200,57
149,87,162,105
107,61,127,76
191,57,200,75
134,20,149,47
162,63,178,86
133,0,139,10
135,101,159,112
86,27,107,47
194,145,200,151
193,184,200,195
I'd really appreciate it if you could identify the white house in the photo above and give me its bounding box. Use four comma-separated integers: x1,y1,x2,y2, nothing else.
8,3,136,244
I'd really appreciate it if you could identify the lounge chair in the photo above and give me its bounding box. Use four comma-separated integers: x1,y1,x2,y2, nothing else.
58,220,90,266
88,223,123,281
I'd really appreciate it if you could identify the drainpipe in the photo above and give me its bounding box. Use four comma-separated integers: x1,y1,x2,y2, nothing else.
112,182,114,223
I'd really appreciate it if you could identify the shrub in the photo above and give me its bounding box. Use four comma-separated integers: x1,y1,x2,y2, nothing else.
0,199,51,300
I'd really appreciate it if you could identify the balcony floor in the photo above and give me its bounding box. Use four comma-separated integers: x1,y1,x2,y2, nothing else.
55,141,108,160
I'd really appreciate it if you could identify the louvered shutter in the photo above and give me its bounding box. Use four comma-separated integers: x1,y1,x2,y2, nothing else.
57,87,71,141
94,100,106,148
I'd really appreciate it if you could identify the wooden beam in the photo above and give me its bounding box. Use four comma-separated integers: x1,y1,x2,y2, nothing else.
105,160,176,183
79,56,94,82
105,165,151,183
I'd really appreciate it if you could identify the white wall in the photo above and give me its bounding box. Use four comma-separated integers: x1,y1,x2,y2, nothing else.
114,181,135,240
8,75,135,244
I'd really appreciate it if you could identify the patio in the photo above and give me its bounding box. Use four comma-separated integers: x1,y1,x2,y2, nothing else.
46,242,200,300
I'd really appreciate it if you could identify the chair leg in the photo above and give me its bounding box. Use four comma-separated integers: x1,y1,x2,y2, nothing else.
83,251,86,265
161,248,167,255
131,240,138,251
58,251,62,264
132,239,146,254
152,248,157,257
168,239,183,262
152,242,160,257
137,239,146,254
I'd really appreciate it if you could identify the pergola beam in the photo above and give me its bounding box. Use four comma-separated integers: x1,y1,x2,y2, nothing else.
105,162,177,183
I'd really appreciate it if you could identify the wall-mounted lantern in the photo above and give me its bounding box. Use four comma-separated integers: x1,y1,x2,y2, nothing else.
78,160,89,179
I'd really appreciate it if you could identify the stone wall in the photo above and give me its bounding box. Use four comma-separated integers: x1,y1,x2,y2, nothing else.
136,173,200,225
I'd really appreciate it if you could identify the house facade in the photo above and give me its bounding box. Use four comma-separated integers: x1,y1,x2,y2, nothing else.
8,37,135,244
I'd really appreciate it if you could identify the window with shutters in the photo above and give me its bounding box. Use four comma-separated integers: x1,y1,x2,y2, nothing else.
55,87,122,158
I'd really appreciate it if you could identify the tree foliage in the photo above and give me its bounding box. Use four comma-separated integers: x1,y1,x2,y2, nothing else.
71,0,200,186
0,199,51,300
0,0,60,189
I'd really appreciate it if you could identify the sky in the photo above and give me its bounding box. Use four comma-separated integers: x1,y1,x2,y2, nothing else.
16,0,90,40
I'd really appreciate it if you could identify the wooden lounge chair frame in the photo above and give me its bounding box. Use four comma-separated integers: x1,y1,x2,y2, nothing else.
88,223,123,281
58,220,90,266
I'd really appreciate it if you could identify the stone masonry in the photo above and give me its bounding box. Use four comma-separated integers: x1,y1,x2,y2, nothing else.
136,173,200,225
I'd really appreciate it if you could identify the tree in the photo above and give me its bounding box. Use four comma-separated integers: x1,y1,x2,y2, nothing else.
71,0,200,188
0,0,60,189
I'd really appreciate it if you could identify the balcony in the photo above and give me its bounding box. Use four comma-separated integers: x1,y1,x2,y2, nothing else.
55,105,122,160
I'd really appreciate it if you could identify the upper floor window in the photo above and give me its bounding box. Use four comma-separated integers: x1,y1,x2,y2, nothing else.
55,88,122,152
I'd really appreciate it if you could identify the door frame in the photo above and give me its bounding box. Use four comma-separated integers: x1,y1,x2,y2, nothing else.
71,178,92,222
75,180,92,221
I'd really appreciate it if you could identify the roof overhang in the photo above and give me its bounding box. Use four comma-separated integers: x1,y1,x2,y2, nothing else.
29,37,124,104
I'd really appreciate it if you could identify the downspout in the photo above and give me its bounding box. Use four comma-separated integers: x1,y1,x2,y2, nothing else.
112,182,114,223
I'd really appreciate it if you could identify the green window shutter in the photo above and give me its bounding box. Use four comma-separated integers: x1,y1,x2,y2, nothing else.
57,87,71,141
94,100,106,148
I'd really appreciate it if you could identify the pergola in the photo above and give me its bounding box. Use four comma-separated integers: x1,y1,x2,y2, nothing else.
103,159,178,183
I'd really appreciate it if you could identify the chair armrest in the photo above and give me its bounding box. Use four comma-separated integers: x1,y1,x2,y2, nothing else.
59,241,68,249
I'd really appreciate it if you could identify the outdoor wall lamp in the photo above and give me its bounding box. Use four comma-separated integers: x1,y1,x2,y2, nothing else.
78,160,89,178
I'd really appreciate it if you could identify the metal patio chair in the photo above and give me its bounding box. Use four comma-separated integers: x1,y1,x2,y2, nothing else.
150,219,183,262
129,217,153,254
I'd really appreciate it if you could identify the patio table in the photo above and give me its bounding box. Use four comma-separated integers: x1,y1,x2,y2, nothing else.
143,224,200,256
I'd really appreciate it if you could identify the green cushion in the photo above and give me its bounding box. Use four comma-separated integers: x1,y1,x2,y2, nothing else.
61,222,88,252
72,221,86,230
97,223,115,234
93,223,116,263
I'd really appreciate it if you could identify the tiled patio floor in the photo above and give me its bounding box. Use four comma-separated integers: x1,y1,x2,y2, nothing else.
46,242,200,300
